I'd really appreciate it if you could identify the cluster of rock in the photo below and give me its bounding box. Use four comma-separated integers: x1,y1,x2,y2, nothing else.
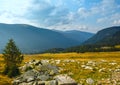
12,60,77,85
12,59,120,85
79,60,120,84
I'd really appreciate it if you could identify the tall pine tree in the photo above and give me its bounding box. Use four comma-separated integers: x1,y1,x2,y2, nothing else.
2,39,23,77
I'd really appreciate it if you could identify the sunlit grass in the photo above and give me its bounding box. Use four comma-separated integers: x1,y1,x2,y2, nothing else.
24,51,120,61
115,45,120,48
0,51,119,84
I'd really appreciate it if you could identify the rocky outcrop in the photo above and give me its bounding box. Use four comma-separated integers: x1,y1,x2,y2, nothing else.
13,60,77,85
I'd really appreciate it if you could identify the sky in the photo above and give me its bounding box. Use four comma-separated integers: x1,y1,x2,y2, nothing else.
0,0,120,33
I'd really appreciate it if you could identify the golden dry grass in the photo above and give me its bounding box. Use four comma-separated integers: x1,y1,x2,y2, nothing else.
24,51,120,61
115,45,120,48
0,51,119,84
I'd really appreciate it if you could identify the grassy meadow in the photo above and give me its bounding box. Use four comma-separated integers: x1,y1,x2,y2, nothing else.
0,52,120,84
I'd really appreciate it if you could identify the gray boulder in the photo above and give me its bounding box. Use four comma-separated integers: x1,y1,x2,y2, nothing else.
54,74,77,85
14,69,38,83
37,74,50,81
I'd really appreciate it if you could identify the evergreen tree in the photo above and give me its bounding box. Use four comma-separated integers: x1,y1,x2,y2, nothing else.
2,39,23,77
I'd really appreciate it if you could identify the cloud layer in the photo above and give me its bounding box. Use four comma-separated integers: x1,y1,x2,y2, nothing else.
0,0,120,32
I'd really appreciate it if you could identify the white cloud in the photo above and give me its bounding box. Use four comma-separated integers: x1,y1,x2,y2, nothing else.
47,22,88,31
0,0,119,33
113,20,120,25
0,0,32,16
97,12,120,26
77,7,90,18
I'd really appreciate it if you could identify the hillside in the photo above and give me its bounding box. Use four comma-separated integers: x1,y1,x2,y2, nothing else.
64,26,120,53
0,23,93,53
84,26,120,45
96,30,120,45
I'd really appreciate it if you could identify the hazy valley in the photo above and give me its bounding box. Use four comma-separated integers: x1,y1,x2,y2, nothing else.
0,23,94,53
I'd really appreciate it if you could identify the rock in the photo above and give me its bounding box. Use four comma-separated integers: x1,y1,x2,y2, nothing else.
112,72,120,81
45,80,57,85
13,59,79,85
12,80,21,85
37,74,50,81
17,69,38,82
35,64,42,70
109,62,117,65
54,74,77,85
33,81,38,85
19,81,34,85
86,78,94,85
99,68,106,72
33,60,42,66
49,70,55,76
115,69,120,72
84,66,93,70
41,60,49,65
81,65,86,68
27,77,35,82
21,64,33,72
38,81,46,85
87,61,96,66
47,64,59,74
55,60,61,64
19,82,28,85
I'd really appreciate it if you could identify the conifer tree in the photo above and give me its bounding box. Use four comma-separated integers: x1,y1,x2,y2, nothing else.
2,39,23,77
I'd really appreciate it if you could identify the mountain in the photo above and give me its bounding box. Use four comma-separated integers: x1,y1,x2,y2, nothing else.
84,26,120,45
0,23,93,53
97,30,120,45
59,30,94,44
63,26,120,53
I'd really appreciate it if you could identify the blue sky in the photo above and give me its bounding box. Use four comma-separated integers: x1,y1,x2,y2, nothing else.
0,0,120,33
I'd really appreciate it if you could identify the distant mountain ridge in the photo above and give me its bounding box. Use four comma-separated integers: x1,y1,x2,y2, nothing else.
59,30,94,44
84,26,120,45
62,26,120,53
0,23,93,53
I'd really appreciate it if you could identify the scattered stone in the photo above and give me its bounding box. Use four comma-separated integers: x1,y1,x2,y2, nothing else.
55,60,61,64
41,60,49,65
13,59,120,85
84,66,93,70
86,78,94,85
99,68,106,72
109,62,117,65
54,74,77,85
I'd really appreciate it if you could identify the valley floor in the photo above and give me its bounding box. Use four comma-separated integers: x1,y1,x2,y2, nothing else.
0,52,120,85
